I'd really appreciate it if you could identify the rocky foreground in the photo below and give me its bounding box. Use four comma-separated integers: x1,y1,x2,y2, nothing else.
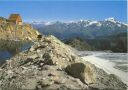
0,35,127,90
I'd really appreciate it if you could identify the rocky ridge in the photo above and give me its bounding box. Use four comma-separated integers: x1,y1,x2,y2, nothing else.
0,35,127,90
0,17,40,40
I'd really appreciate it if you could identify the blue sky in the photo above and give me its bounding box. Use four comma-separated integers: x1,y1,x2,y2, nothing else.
0,0,127,22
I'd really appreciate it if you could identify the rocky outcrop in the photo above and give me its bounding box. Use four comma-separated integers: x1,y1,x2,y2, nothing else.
0,17,7,25
0,35,127,90
0,17,40,40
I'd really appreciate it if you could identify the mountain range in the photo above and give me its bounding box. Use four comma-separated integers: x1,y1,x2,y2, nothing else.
31,18,127,52
31,18,127,39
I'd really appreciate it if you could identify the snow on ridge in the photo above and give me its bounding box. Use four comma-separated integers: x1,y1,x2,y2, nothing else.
117,24,121,27
31,18,127,27
31,21,53,26
105,18,128,27
79,19,90,22
105,17,115,20
87,21,102,27
64,21,76,24
105,17,117,23
31,21,44,24
44,22,53,25
89,21,98,25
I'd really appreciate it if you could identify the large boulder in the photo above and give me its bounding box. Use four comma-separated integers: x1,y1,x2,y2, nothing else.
65,62,127,90
65,62,95,84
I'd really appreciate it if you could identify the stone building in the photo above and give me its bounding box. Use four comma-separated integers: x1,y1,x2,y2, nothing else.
8,14,22,25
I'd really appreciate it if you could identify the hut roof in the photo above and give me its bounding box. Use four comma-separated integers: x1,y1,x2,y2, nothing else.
9,14,22,21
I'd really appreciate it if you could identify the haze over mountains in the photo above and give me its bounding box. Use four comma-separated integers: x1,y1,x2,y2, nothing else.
31,18,127,52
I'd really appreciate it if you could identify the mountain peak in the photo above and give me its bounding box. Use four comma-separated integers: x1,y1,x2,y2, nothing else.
105,17,117,23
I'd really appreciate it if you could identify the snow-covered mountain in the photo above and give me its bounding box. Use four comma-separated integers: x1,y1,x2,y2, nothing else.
31,21,54,26
30,18,127,52
31,18,127,39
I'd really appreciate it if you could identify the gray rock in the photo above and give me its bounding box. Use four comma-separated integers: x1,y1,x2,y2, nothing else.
65,62,95,84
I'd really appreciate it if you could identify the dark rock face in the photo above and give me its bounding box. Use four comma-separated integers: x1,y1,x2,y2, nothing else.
0,35,127,90
64,37,93,51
